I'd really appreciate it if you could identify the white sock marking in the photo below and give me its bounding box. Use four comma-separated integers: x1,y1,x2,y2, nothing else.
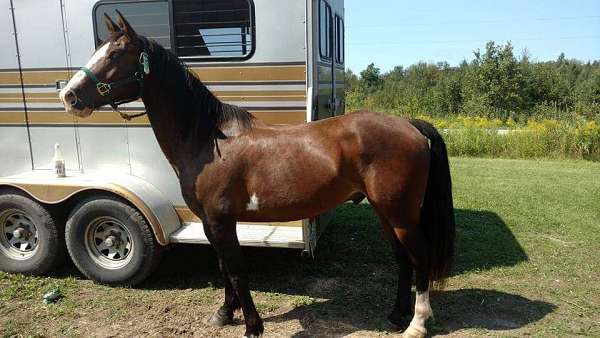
403,290,432,338
246,193,259,211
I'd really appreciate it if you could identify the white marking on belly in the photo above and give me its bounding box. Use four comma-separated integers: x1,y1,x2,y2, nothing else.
246,194,259,211
403,290,433,338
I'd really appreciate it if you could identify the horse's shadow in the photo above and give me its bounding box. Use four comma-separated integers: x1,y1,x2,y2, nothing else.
50,204,552,336
265,288,555,337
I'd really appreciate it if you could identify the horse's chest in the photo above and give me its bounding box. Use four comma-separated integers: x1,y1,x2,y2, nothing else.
182,161,238,204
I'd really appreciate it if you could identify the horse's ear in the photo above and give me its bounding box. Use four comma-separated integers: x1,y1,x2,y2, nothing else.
103,13,119,34
115,9,138,39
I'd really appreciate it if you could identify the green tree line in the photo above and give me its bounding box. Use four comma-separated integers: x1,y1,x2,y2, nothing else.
345,41,600,121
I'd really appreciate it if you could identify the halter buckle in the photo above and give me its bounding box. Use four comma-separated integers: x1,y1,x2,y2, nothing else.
96,82,111,96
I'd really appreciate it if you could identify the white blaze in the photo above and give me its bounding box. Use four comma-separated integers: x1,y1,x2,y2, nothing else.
403,290,433,338
59,43,111,107
246,194,259,211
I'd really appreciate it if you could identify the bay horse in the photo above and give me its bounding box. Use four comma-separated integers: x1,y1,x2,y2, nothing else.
59,12,455,338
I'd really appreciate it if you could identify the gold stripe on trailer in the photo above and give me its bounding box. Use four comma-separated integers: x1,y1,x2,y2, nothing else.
0,66,306,85
175,206,304,227
191,66,306,82
0,110,307,126
0,91,306,104
0,112,26,123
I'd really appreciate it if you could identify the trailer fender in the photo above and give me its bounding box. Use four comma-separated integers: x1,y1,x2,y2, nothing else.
0,172,181,245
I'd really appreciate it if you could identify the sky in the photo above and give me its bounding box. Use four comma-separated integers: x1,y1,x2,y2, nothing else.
345,0,600,73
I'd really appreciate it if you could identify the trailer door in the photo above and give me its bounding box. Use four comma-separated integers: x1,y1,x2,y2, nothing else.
12,0,79,171
314,0,335,120
333,10,345,116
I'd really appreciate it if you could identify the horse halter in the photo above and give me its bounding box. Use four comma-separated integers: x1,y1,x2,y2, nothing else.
80,51,150,120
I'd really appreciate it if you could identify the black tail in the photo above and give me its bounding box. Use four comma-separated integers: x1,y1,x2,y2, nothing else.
410,119,456,287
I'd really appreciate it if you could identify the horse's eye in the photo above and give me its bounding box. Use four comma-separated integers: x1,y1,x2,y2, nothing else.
110,52,121,61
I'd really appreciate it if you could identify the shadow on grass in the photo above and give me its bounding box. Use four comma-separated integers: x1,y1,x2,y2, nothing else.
45,203,541,336
452,208,528,275
265,288,555,337
132,203,541,335
53,203,528,284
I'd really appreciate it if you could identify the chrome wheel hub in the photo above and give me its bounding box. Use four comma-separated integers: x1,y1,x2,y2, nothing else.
13,228,25,239
104,236,117,248
85,217,134,269
0,209,39,260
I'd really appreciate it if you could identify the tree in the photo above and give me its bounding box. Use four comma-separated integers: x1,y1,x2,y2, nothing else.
345,69,359,92
359,63,383,94
344,40,599,120
383,66,405,82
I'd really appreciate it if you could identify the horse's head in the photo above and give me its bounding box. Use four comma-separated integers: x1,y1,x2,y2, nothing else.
59,11,148,118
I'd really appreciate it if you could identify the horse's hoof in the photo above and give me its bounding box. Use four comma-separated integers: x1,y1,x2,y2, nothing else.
387,311,413,331
402,325,427,338
209,309,233,327
243,320,264,338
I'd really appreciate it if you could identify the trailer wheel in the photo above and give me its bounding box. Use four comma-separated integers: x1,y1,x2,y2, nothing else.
65,196,162,286
0,194,65,275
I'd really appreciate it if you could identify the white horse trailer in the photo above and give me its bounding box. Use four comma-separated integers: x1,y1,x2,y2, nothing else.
0,0,345,284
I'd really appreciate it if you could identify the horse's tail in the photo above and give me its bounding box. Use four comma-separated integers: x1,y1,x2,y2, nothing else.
410,119,456,287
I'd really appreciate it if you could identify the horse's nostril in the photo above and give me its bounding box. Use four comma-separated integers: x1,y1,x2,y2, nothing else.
65,90,78,106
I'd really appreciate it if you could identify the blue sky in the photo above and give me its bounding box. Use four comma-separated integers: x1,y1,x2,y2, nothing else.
345,0,600,73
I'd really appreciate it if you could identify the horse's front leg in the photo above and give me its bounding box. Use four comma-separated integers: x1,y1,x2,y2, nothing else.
209,257,241,326
204,220,264,337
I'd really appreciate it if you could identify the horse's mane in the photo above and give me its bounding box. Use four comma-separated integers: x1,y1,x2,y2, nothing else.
137,35,255,137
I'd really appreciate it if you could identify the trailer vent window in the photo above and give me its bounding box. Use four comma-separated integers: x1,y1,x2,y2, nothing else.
335,16,344,64
319,0,332,60
94,1,172,49
173,0,254,60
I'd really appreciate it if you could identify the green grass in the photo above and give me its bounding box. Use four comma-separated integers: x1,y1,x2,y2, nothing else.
1,157,599,337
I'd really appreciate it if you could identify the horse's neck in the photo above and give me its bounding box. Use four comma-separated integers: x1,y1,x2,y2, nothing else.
141,74,215,171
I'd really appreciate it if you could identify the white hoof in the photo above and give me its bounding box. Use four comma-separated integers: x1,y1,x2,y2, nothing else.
402,324,427,338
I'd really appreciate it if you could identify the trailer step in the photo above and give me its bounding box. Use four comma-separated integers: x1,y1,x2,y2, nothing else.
169,222,305,249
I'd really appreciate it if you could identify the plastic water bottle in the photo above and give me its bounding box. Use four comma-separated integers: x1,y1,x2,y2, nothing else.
53,143,66,178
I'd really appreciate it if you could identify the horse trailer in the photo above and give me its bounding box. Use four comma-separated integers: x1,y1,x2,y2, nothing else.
0,0,345,284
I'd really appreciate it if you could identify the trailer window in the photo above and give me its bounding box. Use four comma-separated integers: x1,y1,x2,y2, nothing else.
173,0,255,60
335,15,344,64
319,0,332,60
94,1,172,49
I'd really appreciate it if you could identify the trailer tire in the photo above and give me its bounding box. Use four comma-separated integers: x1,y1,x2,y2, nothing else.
65,196,161,286
0,194,65,275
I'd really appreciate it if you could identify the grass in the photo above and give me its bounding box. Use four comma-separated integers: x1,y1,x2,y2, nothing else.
1,157,599,337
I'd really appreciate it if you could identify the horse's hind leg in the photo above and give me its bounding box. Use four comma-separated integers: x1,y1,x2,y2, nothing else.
391,225,433,337
403,269,433,338
378,217,414,328
365,168,432,336
380,215,433,338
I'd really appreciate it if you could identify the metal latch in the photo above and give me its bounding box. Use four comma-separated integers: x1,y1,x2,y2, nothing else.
55,80,67,92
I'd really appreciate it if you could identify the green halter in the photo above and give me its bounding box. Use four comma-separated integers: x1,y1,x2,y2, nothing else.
80,51,150,120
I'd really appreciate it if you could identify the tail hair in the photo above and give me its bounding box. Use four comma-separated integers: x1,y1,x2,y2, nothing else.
410,119,456,288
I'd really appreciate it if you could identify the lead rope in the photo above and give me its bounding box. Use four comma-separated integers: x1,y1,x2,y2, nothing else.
118,110,147,121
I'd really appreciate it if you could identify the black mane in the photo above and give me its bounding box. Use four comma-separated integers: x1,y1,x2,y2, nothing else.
139,36,255,137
